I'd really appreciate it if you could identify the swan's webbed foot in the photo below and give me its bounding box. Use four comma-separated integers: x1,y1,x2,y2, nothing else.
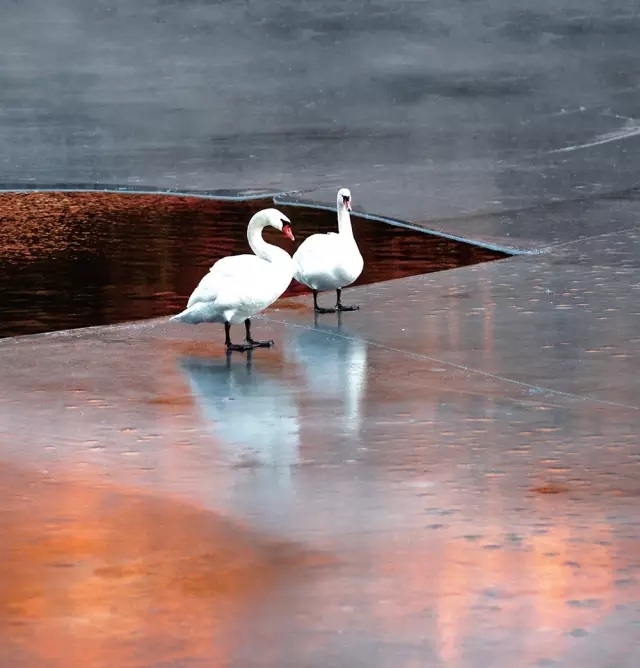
246,338,274,348
224,321,259,353
312,290,336,314
226,342,256,352
224,319,274,352
335,289,359,312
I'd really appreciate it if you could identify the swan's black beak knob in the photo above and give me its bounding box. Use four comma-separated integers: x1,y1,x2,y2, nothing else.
342,196,351,211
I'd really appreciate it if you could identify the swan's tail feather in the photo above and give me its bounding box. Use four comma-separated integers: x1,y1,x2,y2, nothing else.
170,310,188,322
170,302,216,325
170,308,199,324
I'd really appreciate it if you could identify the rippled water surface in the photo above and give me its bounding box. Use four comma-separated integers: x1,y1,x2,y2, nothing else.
0,192,507,337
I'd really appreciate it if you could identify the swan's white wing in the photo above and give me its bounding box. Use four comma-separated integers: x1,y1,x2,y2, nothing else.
187,255,266,308
209,254,266,279
293,233,342,273
294,232,339,255
293,233,361,290
208,254,259,274
187,254,292,320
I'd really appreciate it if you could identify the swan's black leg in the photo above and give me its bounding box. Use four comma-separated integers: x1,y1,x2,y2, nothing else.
244,318,274,348
335,288,359,312
313,289,336,314
224,321,233,347
225,321,254,352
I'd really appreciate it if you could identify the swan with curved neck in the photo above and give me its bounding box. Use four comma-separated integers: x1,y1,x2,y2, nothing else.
292,187,364,313
170,208,295,352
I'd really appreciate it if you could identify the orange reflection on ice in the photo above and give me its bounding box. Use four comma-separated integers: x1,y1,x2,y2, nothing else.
0,463,325,668
371,492,637,667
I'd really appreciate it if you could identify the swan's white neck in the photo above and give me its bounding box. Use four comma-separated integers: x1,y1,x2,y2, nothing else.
337,198,355,240
247,214,288,263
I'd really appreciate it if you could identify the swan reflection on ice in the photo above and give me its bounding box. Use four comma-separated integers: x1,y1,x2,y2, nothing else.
287,314,367,437
178,353,300,522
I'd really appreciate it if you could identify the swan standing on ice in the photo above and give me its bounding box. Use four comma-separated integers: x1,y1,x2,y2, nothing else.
171,208,295,352
292,188,364,313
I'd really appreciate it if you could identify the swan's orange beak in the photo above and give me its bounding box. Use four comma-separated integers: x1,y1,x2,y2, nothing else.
282,224,295,241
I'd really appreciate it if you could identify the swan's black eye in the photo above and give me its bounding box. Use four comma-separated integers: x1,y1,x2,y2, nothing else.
342,196,349,203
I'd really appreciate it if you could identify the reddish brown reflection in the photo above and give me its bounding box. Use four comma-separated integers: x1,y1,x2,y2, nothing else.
0,191,506,337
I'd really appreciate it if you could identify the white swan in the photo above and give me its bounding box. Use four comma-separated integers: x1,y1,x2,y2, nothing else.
170,208,295,351
292,187,364,313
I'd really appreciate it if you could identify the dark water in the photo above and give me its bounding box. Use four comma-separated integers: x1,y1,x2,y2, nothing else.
0,192,507,338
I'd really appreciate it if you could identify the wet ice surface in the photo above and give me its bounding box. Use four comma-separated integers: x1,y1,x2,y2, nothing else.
1,241,640,666
1,0,640,663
